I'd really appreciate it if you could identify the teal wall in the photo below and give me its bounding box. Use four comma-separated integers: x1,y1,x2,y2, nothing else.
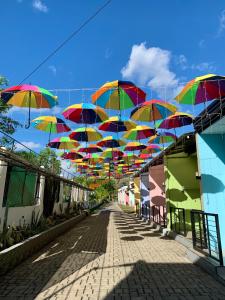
197,133,225,257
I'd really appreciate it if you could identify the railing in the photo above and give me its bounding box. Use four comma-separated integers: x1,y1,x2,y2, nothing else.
141,203,150,220
170,207,186,236
152,205,167,228
191,210,223,266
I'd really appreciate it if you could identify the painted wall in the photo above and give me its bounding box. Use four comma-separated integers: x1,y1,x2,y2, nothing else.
134,177,140,213
118,186,128,206
149,164,166,223
165,152,201,235
140,172,150,219
128,180,135,207
197,133,225,257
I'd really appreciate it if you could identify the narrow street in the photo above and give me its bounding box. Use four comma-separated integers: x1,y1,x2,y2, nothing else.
1,203,225,300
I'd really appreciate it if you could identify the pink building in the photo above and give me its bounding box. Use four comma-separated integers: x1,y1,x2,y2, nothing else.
149,162,166,226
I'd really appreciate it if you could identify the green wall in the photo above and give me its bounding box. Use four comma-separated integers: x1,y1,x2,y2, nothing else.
164,152,202,234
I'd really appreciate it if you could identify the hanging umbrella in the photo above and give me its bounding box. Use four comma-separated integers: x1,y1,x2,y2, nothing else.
48,136,79,149
78,144,103,153
97,136,126,147
32,116,71,142
83,153,104,164
69,127,102,142
62,150,83,160
0,84,58,128
92,80,146,110
62,103,108,123
123,125,155,140
141,144,162,154
124,141,147,151
139,153,152,160
156,112,193,129
99,116,136,132
122,153,138,162
102,148,124,160
175,74,225,105
130,99,177,124
149,132,177,144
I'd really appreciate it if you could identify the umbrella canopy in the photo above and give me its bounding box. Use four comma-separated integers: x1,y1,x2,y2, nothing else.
175,74,225,105
97,136,126,148
69,127,102,142
92,80,146,110
156,112,193,129
0,84,58,128
78,144,103,153
62,103,108,124
149,132,177,144
48,136,79,149
130,99,177,122
62,150,83,160
124,141,147,151
101,148,124,159
139,153,152,159
32,116,71,142
99,116,136,132
123,125,155,140
141,144,162,154
122,153,138,162
83,153,104,164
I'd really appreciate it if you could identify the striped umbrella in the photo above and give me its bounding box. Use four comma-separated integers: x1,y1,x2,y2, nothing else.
62,103,108,124
156,112,193,129
101,148,124,160
62,150,83,160
69,127,102,142
149,132,177,144
97,136,126,148
124,141,147,151
99,116,136,132
48,136,79,149
0,84,58,128
123,125,155,140
78,144,103,153
92,80,146,110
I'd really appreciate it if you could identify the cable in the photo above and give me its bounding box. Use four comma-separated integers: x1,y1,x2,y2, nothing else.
19,0,112,84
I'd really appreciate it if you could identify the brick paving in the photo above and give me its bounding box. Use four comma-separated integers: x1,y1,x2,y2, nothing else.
0,203,225,299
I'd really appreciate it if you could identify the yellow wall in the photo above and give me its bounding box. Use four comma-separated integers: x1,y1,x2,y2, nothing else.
134,177,140,212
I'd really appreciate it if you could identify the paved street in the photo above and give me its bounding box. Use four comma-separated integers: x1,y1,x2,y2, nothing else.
1,203,225,299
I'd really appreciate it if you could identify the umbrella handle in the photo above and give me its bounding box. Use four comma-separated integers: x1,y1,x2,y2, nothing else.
25,90,31,129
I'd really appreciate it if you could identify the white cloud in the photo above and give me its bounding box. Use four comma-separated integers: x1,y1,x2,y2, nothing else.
8,105,62,115
32,0,48,13
177,54,216,73
121,43,179,98
48,65,57,76
15,141,41,151
217,10,225,37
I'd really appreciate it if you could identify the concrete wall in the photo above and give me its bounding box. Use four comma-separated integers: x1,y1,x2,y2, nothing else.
128,180,135,207
140,172,150,218
196,133,225,257
165,152,201,235
149,164,166,223
118,186,128,205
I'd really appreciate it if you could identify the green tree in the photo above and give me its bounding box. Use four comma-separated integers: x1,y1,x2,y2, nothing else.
0,76,21,147
38,147,61,175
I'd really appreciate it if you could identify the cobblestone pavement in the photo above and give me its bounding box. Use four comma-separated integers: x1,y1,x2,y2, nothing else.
1,203,225,299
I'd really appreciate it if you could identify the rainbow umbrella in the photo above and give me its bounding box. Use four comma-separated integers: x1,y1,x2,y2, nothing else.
48,136,79,149
92,80,146,110
175,74,225,105
99,116,136,132
156,112,193,129
62,150,83,160
78,144,103,153
124,141,147,151
130,99,177,124
122,153,138,162
62,103,108,124
102,148,124,160
32,116,71,142
123,125,155,140
139,153,152,160
141,144,162,154
97,136,126,148
0,84,58,128
69,127,102,142
149,132,177,144
83,153,104,164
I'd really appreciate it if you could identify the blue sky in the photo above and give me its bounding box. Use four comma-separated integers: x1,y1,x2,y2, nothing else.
1,0,225,158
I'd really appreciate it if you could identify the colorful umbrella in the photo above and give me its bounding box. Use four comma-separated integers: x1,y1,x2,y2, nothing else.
149,132,177,144
92,80,146,110
102,148,124,160
78,144,103,153
123,125,155,140
97,136,126,148
62,103,108,124
156,112,193,129
83,153,104,164
139,153,152,160
0,84,58,128
130,99,177,123
124,141,147,151
99,116,136,132
62,150,83,160
69,127,102,142
122,153,138,162
175,74,225,105
141,144,162,154
48,136,79,149
32,116,71,142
